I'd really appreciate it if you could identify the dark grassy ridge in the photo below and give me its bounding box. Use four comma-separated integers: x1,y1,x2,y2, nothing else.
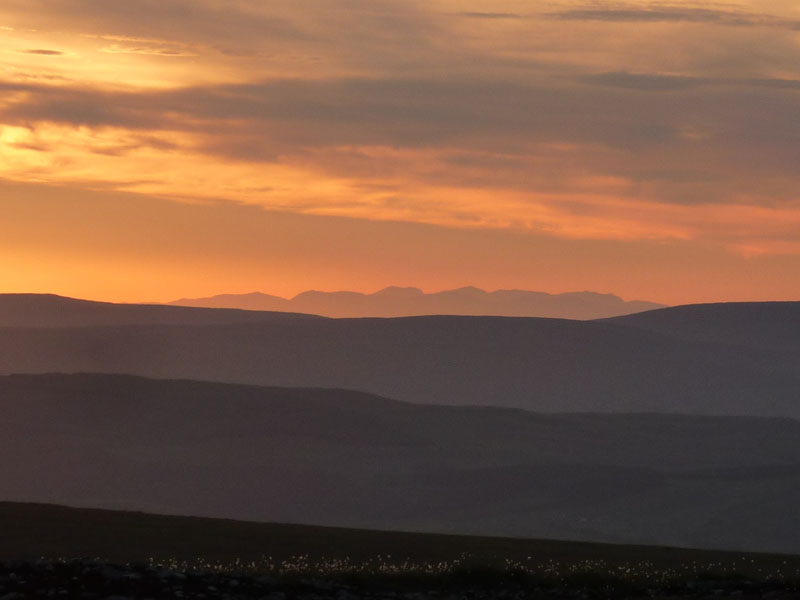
2,502,799,577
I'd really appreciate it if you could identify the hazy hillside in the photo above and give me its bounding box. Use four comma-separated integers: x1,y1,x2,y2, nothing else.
169,287,664,320
2,374,799,553
1,295,798,417
0,294,320,328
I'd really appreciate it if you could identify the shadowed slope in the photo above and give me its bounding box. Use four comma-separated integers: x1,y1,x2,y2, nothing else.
607,301,800,352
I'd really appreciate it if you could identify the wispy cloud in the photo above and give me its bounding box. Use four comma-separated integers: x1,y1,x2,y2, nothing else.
456,12,523,19
582,71,800,92
20,48,63,55
101,44,195,57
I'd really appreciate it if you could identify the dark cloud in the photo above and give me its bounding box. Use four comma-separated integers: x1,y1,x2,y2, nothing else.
101,43,193,56
3,73,800,151
2,0,800,259
582,71,800,92
582,72,702,91
3,70,800,207
6,0,309,47
0,84,165,129
456,12,523,19
10,141,50,152
551,7,800,30
4,0,439,68
21,49,64,55
747,78,800,91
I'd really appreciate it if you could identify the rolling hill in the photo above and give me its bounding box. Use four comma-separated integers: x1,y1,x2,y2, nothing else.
2,373,800,553
1,295,799,417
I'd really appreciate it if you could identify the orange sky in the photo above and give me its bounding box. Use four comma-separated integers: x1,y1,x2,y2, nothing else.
2,1,800,305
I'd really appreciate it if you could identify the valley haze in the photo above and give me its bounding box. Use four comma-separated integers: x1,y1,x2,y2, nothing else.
3,372,800,554
1,294,799,417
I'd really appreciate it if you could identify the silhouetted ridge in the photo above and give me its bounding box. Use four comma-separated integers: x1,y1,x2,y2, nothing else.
0,293,322,327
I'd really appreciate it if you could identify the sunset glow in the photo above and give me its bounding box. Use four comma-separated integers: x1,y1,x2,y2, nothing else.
2,1,800,304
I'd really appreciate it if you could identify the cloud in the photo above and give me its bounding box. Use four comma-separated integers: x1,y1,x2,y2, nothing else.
0,84,165,129
456,12,523,19
6,0,308,44
5,73,800,154
1,0,437,71
21,49,64,55
582,72,702,91
550,7,800,30
3,70,800,218
581,72,800,92
101,44,195,57
2,0,800,258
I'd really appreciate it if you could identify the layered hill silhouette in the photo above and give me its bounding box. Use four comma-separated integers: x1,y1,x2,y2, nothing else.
169,287,664,319
1,294,799,417
3,373,800,553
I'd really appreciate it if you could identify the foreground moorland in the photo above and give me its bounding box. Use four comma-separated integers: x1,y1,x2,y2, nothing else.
1,503,800,599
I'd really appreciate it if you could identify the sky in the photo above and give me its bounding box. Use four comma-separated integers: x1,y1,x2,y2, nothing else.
2,0,800,305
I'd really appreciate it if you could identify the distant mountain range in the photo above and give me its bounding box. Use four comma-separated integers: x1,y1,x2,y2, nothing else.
1,294,799,417
168,287,665,319
3,373,800,553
